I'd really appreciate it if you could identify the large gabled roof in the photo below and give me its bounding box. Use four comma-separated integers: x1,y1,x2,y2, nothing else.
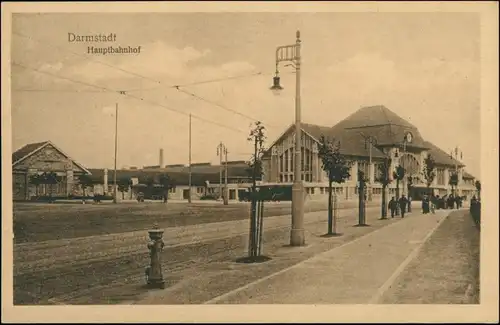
423,141,465,167
12,140,92,174
12,141,49,164
330,105,428,149
264,105,466,167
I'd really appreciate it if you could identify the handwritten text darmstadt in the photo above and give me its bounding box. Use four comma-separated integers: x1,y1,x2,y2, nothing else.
68,32,142,55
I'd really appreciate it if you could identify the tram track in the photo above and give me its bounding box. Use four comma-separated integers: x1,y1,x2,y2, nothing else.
14,205,380,305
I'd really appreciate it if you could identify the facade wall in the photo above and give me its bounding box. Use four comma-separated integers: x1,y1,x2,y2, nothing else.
12,143,89,201
261,133,474,201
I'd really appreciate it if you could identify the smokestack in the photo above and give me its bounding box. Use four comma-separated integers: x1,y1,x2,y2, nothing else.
104,168,108,194
159,148,164,167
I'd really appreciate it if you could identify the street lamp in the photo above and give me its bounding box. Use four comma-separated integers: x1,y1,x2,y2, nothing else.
270,76,284,96
271,30,305,247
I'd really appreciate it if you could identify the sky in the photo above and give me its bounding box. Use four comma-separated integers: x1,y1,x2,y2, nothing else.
10,12,481,176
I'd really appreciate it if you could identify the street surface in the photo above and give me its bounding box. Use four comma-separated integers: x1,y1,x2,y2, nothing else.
13,201,478,306
14,200,341,243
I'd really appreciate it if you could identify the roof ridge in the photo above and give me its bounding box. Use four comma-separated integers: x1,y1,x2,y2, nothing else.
380,105,391,125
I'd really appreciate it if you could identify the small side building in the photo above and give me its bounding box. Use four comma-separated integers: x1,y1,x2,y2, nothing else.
12,141,92,201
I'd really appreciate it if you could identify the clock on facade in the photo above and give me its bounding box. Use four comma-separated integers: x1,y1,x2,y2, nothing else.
405,132,413,143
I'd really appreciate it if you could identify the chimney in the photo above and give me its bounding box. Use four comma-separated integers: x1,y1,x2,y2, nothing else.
159,148,164,168
104,168,108,194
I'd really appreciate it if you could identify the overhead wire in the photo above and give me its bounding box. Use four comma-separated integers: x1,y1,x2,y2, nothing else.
13,61,246,134
13,31,271,93
13,31,283,130
174,87,281,129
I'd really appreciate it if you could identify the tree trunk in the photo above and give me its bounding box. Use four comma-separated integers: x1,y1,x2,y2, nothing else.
407,184,412,212
358,185,365,225
381,184,387,219
248,138,258,258
395,179,400,215
327,180,333,234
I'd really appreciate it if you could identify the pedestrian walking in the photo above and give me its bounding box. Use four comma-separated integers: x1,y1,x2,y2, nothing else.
422,195,429,214
430,195,435,214
399,195,408,218
388,196,397,218
408,196,412,213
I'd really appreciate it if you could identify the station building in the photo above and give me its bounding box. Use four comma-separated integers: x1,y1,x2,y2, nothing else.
12,140,254,201
260,105,478,201
12,141,92,201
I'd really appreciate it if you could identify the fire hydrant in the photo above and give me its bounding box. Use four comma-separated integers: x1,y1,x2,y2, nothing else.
145,225,165,289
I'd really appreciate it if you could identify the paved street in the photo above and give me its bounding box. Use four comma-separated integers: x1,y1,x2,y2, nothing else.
14,200,379,305
13,199,344,243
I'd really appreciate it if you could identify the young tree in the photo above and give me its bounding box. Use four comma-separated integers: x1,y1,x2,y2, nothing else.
246,121,267,258
38,172,60,202
158,174,174,203
357,170,368,226
423,153,436,196
128,179,134,200
407,176,414,212
393,165,405,215
117,178,130,200
29,174,43,197
318,136,351,235
78,174,94,198
475,180,481,200
375,157,392,219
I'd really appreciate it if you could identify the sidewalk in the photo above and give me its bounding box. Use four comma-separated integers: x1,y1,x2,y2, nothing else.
205,209,452,304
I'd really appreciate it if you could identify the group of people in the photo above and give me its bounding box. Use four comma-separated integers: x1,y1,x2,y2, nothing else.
388,195,411,218
388,193,465,217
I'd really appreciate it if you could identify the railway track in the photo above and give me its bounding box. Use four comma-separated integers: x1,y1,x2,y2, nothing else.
15,218,326,305
14,205,380,305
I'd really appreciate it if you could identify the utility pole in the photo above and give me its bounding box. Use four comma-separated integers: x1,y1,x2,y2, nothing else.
113,102,118,204
188,114,192,203
217,142,225,202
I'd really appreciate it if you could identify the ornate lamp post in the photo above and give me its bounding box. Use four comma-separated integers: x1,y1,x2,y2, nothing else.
270,31,304,246
364,136,377,202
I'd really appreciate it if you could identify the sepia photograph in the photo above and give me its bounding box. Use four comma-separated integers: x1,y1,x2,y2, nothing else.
2,1,498,323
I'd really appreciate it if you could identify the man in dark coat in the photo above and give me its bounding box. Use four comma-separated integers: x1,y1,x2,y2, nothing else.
388,196,397,218
422,195,429,214
399,195,409,218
